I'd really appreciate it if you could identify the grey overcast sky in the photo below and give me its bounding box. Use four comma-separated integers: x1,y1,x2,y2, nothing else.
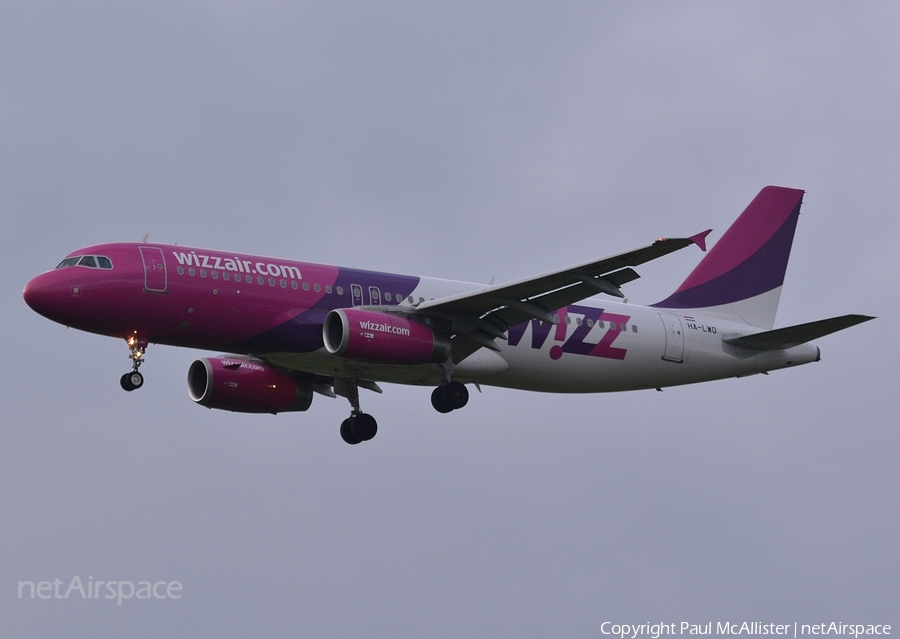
2,2,897,637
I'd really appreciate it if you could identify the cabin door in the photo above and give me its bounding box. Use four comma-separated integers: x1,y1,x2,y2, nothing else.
139,246,168,293
658,313,684,363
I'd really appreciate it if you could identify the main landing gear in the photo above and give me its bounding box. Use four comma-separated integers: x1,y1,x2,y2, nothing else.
334,378,378,445
431,381,469,413
336,380,470,445
120,333,148,392
331,376,473,445
340,412,377,445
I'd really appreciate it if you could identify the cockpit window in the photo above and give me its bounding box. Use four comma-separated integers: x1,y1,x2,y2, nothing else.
56,257,80,269
55,255,113,269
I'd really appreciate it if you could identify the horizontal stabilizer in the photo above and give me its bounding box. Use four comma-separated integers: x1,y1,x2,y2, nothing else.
722,314,874,351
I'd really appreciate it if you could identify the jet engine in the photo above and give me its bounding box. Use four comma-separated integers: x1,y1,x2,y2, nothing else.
323,308,450,365
187,357,313,413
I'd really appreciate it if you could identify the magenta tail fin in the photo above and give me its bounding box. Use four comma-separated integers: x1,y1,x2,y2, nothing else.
652,186,804,328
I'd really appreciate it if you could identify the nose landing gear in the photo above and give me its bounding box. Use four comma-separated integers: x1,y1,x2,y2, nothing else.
120,371,144,391
120,333,148,391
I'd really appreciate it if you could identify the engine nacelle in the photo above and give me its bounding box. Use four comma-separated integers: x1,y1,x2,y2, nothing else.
187,357,313,413
323,308,451,365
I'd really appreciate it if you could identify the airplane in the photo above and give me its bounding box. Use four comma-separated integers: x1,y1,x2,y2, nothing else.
23,186,873,444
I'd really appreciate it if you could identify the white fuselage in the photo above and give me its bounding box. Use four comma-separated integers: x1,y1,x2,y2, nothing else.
265,275,819,393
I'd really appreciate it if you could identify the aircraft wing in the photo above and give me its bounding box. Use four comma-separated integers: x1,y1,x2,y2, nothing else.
722,314,875,351
413,230,711,362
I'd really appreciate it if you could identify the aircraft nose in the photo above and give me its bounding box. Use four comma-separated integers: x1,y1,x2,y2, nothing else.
23,273,64,319
23,277,46,312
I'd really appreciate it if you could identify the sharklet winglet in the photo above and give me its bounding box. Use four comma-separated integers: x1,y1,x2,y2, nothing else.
689,229,712,252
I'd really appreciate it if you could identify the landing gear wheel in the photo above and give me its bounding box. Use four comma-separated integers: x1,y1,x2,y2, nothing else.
431,386,453,413
340,418,363,445
340,413,378,445
129,371,144,390
335,379,379,445
442,382,468,410
120,372,144,391
353,413,378,442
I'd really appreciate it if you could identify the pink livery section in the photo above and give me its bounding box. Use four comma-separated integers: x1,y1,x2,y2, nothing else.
652,186,804,328
188,357,314,413
323,309,451,365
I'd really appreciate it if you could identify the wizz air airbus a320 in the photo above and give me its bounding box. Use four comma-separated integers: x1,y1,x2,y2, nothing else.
23,187,873,444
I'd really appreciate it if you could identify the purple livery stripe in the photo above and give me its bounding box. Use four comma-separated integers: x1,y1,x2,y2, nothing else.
230,267,421,353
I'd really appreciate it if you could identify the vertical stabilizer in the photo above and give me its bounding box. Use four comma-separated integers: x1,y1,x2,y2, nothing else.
652,186,804,329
